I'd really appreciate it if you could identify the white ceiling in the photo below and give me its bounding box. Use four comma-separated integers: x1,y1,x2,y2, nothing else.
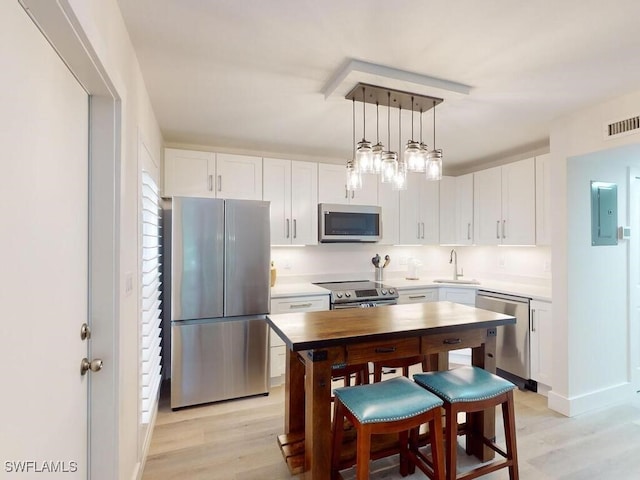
117,0,640,172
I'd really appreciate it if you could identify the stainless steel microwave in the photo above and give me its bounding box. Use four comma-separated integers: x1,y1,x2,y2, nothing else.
318,203,381,243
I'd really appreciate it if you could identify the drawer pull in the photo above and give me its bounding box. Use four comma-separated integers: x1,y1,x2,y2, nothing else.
408,295,426,299
375,347,397,353
289,303,313,309
443,338,462,345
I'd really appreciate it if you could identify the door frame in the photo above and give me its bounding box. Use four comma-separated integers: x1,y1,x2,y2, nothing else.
21,0,121,477
629,167,640,393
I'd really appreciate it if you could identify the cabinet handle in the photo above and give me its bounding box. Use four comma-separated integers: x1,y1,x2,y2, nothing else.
467,222,471,240
496,220,500,239
443,338,462,345
502,220,506,239
286,219,290,238
345,187,348,199
293,219,297,238
375,347,397,353
531,309,536,332
217,175,222,192
208,175,213,191
408,295,426,299
351,190,355,199
421,222,425,239
289,303,312,309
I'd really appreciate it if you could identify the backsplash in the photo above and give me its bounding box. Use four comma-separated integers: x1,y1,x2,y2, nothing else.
270,244,551,286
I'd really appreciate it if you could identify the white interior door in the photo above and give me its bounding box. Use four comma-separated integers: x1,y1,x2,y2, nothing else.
630,168,640,392
0,1,89,475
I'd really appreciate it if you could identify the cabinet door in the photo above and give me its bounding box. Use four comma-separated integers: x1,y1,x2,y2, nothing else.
439,176,457,245
290,161,318,245
535,153,551,245
163,148,215,197
318,163,349,204
473,166,502,245
530,300,553,386
351,172,378,205
263,158,292,245
438,287,476,306
420,179,440,245
502,157,535,245
378,180,399,245
216,153,263,200
456,173,474,245
398,173,422,244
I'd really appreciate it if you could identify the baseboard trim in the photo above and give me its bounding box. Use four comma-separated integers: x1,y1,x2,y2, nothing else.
548,381,634,417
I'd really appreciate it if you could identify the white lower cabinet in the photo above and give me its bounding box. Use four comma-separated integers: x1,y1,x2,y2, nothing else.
269,294,329,385
530,300,553,388
439,287,477,364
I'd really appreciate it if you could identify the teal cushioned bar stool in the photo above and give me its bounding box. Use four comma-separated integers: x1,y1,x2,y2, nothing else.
331,376,446,480
413,366,519,480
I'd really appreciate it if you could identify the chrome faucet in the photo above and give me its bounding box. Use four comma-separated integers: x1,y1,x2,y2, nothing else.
449,249,463,280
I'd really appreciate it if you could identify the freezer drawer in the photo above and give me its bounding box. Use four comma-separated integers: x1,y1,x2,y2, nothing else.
171,317,269,409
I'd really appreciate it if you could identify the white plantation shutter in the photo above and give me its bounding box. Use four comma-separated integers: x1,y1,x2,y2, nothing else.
141,171,162,424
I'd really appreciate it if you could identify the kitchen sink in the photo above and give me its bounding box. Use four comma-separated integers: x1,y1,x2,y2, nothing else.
433,278,481,285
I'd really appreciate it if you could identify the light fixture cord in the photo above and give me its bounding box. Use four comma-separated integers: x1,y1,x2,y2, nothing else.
398,105,402,153
352,98,355,158
376,102,380,144
362,86,366,140
410,96,414,141
432,100,436,148
419,109,423,144
387,91,391,147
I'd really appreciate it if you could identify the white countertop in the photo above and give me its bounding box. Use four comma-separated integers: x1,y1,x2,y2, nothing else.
270,276,551,302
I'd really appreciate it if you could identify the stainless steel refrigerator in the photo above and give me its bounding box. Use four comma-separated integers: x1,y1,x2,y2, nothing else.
163,197,271,409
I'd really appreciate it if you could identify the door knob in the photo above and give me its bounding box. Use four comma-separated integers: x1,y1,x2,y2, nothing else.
80,323,91,340
80,358,103,375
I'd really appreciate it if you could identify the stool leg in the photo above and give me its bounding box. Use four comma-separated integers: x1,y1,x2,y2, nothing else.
331,400,346,479
502,391,519,480
399,430,409,476
356,425,371,480
430,412,446,480
445,404,458,480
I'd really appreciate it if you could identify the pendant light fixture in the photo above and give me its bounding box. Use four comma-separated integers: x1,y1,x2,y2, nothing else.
355,86,374,173
393,105,407,191
347,98,362,190
405,96,423,172
425,100,443,181
380,91,398,183
418,108,428,171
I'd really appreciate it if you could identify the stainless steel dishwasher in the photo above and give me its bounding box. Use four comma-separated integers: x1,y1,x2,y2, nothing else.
476,290,535,390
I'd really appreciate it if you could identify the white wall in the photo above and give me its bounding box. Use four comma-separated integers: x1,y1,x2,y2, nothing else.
65,1,163,478
549,89,640,416
271,244,551,285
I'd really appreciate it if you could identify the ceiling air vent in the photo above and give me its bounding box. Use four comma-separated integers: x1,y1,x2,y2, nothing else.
605,115,640,139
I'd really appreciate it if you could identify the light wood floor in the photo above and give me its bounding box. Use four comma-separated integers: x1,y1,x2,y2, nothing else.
142,381,640,480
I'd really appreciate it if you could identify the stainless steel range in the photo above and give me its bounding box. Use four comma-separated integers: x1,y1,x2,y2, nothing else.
313,280,398,309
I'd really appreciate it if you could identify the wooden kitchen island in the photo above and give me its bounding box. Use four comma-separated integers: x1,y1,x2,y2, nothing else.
266,301,516,480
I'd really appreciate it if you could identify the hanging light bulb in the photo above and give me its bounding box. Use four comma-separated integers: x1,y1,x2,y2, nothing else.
405,96,423,172
371,102,383,174
355,86,374,173
425,100,443,181
380,91,398,183
393,105,407,191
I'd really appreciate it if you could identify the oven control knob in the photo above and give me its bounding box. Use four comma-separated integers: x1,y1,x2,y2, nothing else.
381,289,388,295
335,292,343,298
389,289,395,294
345,292,351,298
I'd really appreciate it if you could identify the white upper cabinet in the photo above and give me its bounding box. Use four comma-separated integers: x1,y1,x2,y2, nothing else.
456,173,474,245
439,174,473,245
263,158,318,245
378,180,399,245
318,163,377,205
535,153,551,245
164,148,216,198
474,158,535,245
399,172,439,245
215,153,262,200
163,149,262,200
